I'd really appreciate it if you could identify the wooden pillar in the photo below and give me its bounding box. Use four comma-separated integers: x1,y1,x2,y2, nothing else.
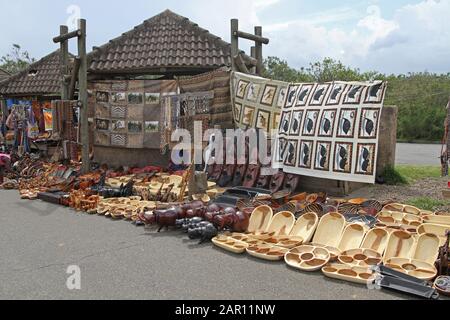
255,26,263,76
230,19,239,71
250,46,257,75
376,105,398,176
78,19,89,174
59,26,69,100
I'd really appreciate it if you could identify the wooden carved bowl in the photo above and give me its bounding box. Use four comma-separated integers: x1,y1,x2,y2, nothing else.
285,245,331,272
322,263,376,285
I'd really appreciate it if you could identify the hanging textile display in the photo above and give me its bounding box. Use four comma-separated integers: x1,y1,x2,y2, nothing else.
90,80,178,150
43,108,53,132
230,72,288,132
276,80,387,184
178,68,234,129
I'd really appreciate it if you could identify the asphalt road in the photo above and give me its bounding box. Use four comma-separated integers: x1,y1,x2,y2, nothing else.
396,143,441,166
0,190,412,301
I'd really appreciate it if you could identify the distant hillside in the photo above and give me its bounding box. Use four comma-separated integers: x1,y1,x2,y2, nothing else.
263,57,450,143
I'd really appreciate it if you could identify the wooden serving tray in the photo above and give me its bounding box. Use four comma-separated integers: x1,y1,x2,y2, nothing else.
312,212,346,248
384,230,416,263
423,215,450,226
338,224,368,252
385,257,437,281
361,228,389,255
417,223,450,246
322,263,376,285
339,249,382,267
212,236,250,254
285,245,331,272
383,203,421,215
246,243,289,261
378,211,423,227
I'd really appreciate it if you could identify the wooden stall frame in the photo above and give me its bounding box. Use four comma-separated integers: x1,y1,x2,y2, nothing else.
53,19,89,174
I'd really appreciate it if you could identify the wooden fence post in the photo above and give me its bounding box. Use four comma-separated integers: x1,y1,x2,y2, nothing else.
59,26,69,100
78,19,89,174
255,26,263,76
231,19,239,72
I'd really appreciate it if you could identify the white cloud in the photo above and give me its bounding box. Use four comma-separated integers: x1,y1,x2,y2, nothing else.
262,0,450,74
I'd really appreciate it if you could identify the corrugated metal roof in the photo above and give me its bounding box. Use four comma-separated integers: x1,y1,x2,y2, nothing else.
88,9,250,74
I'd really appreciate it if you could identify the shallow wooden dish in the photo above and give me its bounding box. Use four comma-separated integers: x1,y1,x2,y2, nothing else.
246,244,289,261
417,223,450,246
291,212,319,244
247,206,273,234
312,212,346,248
385,257,437,281
338,223,368,252
378,211,423,226
251,211,295,241
383,203,421,215
285,245,331,272
339,248,382,267
384,230,416,262
361,228,389,255
322,263,376,285
212,236,249,254
414,233,440,264
423,215,450,227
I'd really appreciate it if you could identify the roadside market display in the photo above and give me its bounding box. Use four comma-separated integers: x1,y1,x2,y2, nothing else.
0,70,449,300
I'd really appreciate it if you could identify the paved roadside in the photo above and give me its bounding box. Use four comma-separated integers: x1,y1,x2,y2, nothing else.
0,190,408,300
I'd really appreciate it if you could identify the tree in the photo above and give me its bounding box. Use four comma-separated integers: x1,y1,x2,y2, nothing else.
262,56,450,142
0,44,36,74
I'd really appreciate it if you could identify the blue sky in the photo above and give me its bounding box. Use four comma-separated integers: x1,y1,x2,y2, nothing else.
0,0,449,74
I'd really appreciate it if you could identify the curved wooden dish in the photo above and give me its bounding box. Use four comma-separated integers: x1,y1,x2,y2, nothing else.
246,244,289,261
254,211,295,241
285,245,331,272
361,228,389,255
290,212,319,244
212,236,249,254
375,222,418,235
378,211,423,227
247,206,273,234
339,249,382,267
384,230,416,262
385,257,437,281
423,215,450,226
314,244,341,261
417,223,450,246
312,212,346,248
414,233,440,265
383,203,421,215
338,224,368,252
322,263,376,285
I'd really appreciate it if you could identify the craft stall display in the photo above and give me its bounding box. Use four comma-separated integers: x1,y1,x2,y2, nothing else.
277,80,386,184
90,80,178,150
230,72,287,133
179,67,235,129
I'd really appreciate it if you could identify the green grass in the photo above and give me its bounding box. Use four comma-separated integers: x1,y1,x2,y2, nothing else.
407,197,450,211
383,165,441,185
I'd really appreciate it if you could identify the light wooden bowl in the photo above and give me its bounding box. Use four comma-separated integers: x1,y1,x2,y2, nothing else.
414,233,440,265
385,257,437,281
246,244,289,261
384,230,416,263
322,263,376,285
338,223,368,252
339,248,382,267
312,212,346,248
360,228,389,255
247,206,274,234
285,245,331,272
417,223,450,247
